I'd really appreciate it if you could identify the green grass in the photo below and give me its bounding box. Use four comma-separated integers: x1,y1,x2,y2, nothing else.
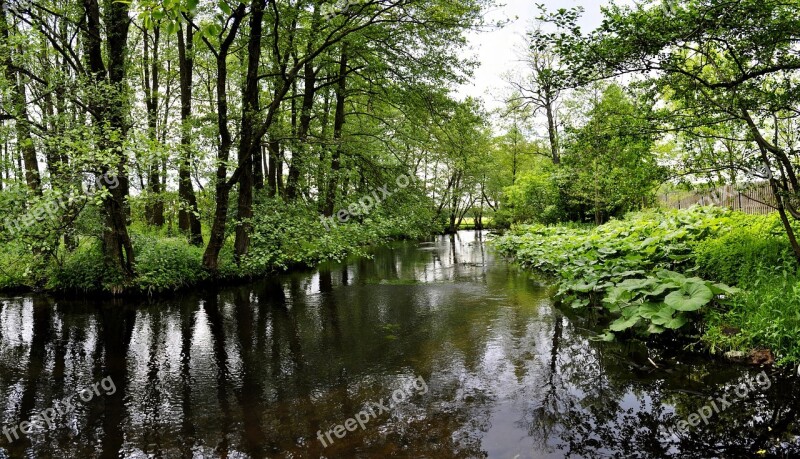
703,262,800,365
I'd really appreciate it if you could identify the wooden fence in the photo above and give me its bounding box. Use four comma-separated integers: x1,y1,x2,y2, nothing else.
660,182,776,215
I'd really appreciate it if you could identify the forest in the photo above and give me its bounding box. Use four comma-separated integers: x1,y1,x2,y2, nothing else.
1,0,800,360
4,0,800,457
0,0,495,293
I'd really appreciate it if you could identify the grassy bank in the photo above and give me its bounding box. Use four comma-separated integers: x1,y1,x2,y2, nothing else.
492,206,800,365
0,197,438,296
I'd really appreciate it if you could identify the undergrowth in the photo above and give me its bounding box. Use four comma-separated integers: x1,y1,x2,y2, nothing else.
493,206,800,365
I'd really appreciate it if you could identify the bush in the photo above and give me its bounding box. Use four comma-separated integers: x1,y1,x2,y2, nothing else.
0,241,42,290
132,236,207,293
693,213,791,286
47,240,111,292
491,207,741,340
494,206,800,364
3,187,438,295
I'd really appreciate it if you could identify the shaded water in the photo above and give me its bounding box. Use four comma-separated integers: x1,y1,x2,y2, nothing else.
0,231,798,458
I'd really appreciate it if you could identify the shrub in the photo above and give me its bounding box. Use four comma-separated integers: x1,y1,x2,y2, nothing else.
491,206,741,340
693,213,791,286
132,236,207,293
46,240,110,292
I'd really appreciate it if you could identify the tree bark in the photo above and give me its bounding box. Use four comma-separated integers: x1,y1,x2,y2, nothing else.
143,26,164,226
1,3,41,195
233,0,266,261
267,138,279,197
177,22,203,245
285,58,317,201
545,92,560,165
201,5,246,272
324,44,348,216
81,0,135,279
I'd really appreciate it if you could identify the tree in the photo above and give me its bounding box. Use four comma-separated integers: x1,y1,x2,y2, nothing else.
533,0,800,260
558,84,662,223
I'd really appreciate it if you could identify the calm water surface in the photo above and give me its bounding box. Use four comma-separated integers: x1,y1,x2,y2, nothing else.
0,231,798,458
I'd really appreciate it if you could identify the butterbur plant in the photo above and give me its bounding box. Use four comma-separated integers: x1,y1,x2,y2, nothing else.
598,270,739,340
492,207,742,341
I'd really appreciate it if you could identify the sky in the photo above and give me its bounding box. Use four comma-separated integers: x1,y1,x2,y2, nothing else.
457,0,636,111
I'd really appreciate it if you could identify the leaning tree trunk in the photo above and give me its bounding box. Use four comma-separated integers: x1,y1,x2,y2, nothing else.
201,6,246,272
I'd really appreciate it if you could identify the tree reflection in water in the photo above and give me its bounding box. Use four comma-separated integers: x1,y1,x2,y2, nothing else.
0,232,797,458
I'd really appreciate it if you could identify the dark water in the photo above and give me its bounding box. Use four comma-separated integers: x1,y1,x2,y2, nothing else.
0,231,798,458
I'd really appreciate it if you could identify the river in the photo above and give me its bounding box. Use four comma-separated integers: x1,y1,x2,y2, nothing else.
0,231,797,458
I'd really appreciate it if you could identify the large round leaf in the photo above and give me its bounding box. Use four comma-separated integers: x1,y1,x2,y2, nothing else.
610,315,640,332
664,281,713,311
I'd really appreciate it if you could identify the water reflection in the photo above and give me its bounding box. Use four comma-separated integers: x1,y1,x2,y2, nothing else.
0,231,797,458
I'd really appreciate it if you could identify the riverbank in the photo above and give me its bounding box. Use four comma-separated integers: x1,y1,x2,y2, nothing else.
491,206,800,366
0,198,440,297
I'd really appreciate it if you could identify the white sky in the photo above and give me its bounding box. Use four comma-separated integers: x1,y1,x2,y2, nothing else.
457,0,636,111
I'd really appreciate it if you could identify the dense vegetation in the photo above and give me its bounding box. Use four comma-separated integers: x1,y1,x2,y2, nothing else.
0,0,502,293
2,0,800,368
493,207,800,364
486,0,800,365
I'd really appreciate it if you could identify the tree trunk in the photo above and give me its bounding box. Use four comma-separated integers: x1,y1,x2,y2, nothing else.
254,143,264,190
80,0,135,279
545,93,560,165
177,22,203,245
233,0,265,261
201,6,246,272
286,59,317,201
324,44,348,216
143,26,164,226
267,138,279,197
1,4,41,195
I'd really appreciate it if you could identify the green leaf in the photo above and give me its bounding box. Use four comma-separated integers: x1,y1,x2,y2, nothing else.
710,282,741,296
664,281,713,311
610,314,640,331
664,314,689,330
570,298,589,309
637,302,661,319
617,277,657,291
650,306,676,325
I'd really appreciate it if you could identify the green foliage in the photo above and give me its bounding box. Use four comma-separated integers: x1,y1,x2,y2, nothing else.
0,241,42,290
492,206,741,338
46,240,114,293
497,167,562,225
239,195,438,276
556,84,665,222
14,193,437,294
704,263,800,365
131,236,208,294
694,214,791,286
